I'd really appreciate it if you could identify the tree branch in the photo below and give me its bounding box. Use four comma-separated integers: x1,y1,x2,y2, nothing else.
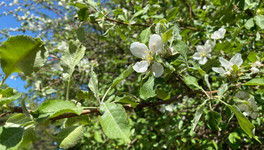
1,90,217,121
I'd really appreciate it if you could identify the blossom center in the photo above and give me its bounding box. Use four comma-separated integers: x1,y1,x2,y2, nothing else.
142,51,153,62
200,50,206,57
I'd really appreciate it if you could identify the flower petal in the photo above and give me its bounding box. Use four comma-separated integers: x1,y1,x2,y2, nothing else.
133,61,149,73
199,57,208,65
219,57,232,69
237,104,249,111
152,62,164,77
250,67,259,74
149,34,163,54
250,112,258,119
205,40,215,49
130,42,148,58
193,52,201,60
212,67,225,74
248,97,258,111
196,45,204,52
218,27,226,39
229,53,243,67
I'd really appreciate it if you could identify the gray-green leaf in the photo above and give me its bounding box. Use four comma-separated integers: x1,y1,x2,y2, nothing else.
227,105,255,137
140,27,151,43
140,75,156,100
99,102,130,143
0,35,48,77
111,65,134,88
218,83,228,99
254,15,264,30
60,40,86,79
55,126,83,149
36,100,83,120
0,127,24,150
244,78,264,86
88,67,100,101
191,100,208,132
183,75,202,90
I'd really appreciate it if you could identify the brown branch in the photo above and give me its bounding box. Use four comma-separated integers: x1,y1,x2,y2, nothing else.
1,89,218,121
104,17,150,27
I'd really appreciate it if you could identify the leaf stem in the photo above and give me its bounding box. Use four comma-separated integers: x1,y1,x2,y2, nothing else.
0,75,9,87
101,87,111,103
66,76,71,101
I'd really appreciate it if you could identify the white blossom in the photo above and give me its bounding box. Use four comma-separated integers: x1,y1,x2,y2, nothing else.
193,40,213,64
211,27,226,40
165,103,177,112
250,67,259,74
130,34,164,77
237,97,258,119
250,61,262,74
212,53,243,76
252,61,262,68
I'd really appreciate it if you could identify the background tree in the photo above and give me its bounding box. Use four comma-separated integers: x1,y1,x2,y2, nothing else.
0,0,263,149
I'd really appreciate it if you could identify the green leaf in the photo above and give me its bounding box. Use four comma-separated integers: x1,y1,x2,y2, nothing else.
173,40,189,59
111,65,134,88
0,127,24,150
65,115,89,127
20,128,39,148
77,8,89,21
156,89,170,100
60,40,86,79
76,27,86,42
4,114,31,128
0,88,22,106
214,42,232,52
69,2,88,8
254,15,264,29
243,0,259,10
245,18,254,30
55,126,83,149
162,28,173,43
166,7,177,21
140,27,151,43
88,67,100,101
0,35,48,77
148,4,160,15
94,130,103,143
247,52,258,62
36,100,83,119
114,96,138,108
133,4,150,18
227,105,255,137
140,75,156,99
99,102,130,143
191,100,208,132
244,78,264,86
183,75,202,90
218,83,228,99
206,111,222,131
204,74,211,90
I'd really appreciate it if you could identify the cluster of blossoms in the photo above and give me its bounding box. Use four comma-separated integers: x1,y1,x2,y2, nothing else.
130,34,164,77
193,27,226,65
236,91,259,119
250,60,262,74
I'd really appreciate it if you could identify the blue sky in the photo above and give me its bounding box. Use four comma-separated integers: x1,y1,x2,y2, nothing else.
0,0,58,92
